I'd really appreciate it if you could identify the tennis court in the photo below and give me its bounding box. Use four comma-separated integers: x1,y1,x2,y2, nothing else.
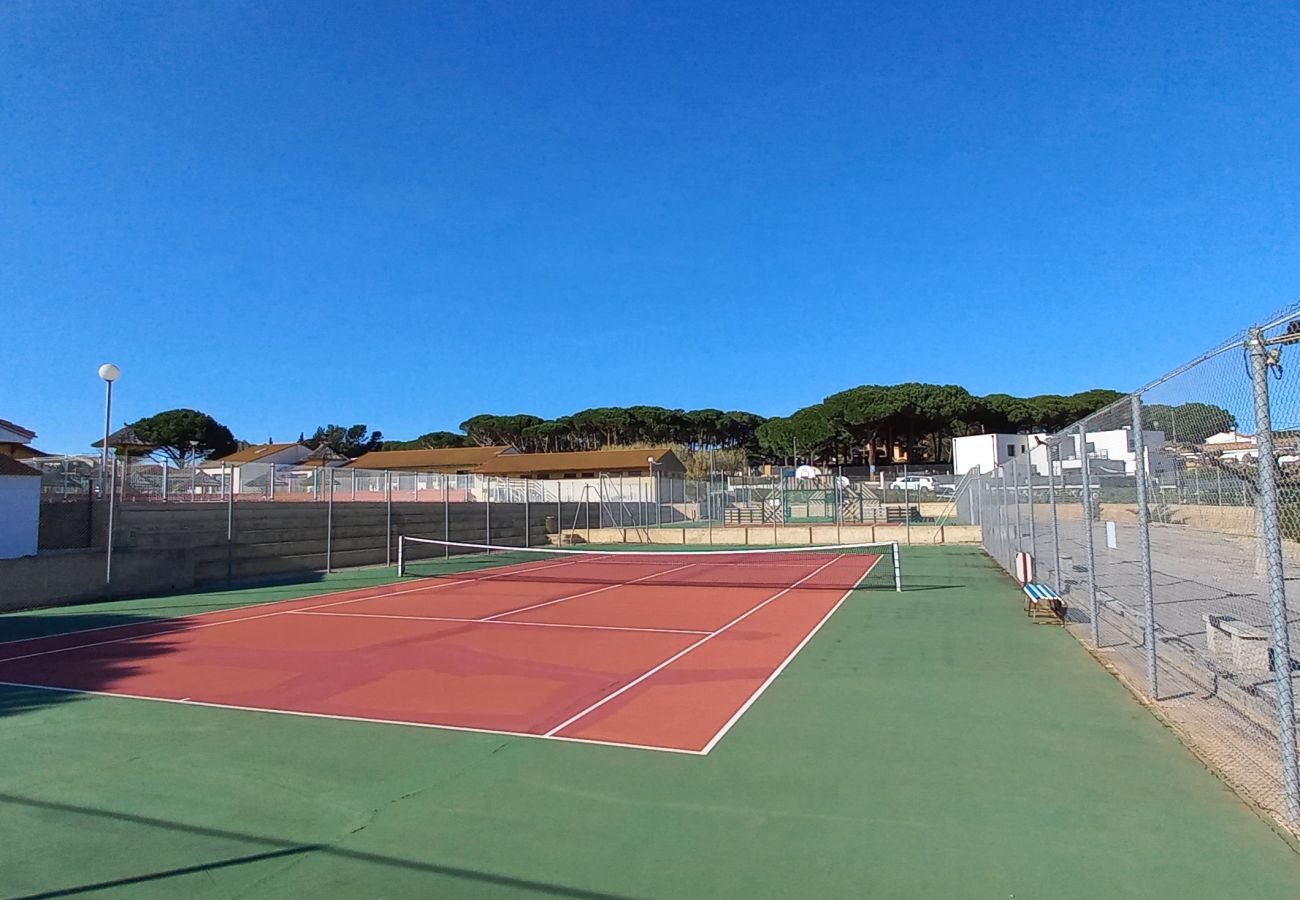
3,545,1300,897
0,541,896,755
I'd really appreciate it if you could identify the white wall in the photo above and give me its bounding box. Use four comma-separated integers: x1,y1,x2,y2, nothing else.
953,433,1048,475
1056,428,1171,475
0,475,40,558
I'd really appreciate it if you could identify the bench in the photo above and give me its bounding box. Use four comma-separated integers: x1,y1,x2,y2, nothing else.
1204,614,1271,675
1023,583,1067,623
885,505,921,523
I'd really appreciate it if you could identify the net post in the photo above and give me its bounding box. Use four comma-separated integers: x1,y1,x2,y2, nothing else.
396,534,405,576
891,541,902,592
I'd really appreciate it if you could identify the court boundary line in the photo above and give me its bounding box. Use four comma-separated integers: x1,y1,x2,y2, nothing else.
480,562,697,621
697,553,883,754
287,610,711,636
0,555,602,664
0,552,883,756
546,554,844,737
0,553,594,650
0,679,705,755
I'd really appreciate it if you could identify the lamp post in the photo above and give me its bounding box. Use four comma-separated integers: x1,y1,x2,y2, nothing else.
99,363,121,584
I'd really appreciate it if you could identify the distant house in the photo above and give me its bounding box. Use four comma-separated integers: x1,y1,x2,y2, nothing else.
0,418,46,460
0,454,41,558
345,446,514,473
474,448,685,479
954,428,1172,477
1202,431,1258,463
1056,428,1172,476
203,442,312,493
951,433,1047,476
298,445,349,468
211,442,312,467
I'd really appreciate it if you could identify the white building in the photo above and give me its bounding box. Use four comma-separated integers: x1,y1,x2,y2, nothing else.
201,442,313,493
952,433,1048,476
954,428,1172,477
1203,430,1258,463
1055,428,1172,476
0,455,41,558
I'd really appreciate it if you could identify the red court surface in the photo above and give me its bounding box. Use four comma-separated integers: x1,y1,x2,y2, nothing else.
0,552,881,753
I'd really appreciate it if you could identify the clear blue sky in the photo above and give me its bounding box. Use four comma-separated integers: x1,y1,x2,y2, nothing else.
3,1,1298,454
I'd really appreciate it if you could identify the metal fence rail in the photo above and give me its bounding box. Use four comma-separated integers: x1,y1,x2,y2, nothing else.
970,304,1300,834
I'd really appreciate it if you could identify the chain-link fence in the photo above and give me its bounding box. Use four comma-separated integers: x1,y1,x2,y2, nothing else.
28,457,979,544
970,305,1300,835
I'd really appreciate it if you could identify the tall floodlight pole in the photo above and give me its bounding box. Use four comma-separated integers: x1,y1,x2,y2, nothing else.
99,363,121,585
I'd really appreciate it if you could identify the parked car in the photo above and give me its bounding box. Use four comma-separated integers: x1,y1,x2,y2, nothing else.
889,474,935,492
934,482,957,497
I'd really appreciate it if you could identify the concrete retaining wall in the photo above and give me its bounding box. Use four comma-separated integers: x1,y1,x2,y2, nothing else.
558,524,981,546
4,500,577,612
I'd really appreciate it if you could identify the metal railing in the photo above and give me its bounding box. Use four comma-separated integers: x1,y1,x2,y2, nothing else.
967,303,1300,834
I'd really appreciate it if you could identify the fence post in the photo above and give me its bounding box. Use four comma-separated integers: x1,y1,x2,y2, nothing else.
385,469,393,567
1047,442,1062,593
524,478,531,548
444,474,450,558
773,478,780,546
836,466,843,544
485,475,492,548
904,465,911,545
1079,425,1101,646
1247,327,1300,826
1010,456,1022,556
1026,452,1037,567
325,468,334,573
105,455,118,585
225,462,234,584
995,467,1008,568
1131,395,1159,699
161,463,168,503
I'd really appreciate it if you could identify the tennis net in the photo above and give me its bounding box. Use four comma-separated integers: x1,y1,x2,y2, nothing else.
396,536,902,592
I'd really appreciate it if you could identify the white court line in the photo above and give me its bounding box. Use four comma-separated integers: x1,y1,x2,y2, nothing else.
0,680,705,756
697,553,883,754
545,554,843,737
479,562,697,621
0,554,595,665
0,553,594,650
288,610,711,636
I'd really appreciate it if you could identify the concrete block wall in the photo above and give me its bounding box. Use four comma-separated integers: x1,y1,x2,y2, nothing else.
3,500,599,611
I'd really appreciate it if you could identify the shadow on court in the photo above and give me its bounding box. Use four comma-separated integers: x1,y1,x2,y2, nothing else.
0,570,394,722
2,793,625,900
0,614,190,721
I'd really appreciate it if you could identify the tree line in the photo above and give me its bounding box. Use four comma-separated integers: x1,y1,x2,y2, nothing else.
381,386,1136,465
119,387,1238,467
